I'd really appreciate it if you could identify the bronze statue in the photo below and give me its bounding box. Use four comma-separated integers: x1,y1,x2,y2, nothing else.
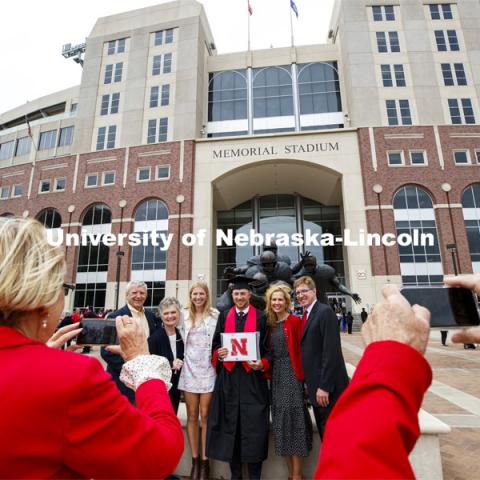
292,255,361,305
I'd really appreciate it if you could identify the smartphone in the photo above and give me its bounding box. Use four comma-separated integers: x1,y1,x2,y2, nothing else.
400,287,480,329
76,319,119,345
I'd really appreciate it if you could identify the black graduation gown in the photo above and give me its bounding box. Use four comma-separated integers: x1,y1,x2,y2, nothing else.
148,325,184,413
206,308,270,463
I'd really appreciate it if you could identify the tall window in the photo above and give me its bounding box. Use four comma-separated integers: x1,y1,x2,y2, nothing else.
429,4,453,20
376,31,400,53
107,38,126,55
0,141,14,161
154,29,174,46
38,130,57,150
58,126,74,147
381,64,406,87
96,126,117,150
150,86,160,108
100,93,120,115
441,63,467,86
104,62,123,84
152,55,161,76
448,99,475,124
386,99,412,125
131,199,169,307
372,5,395,21
297,62,342,116
462,184,480,273
163,53,172,73
74,204,112,310
393,186,443,285
147,118,168,143
15,137,32,156
435,30,459,51
37,208,62,229
208,70,248,122
161,84,170,106
253,66,293,119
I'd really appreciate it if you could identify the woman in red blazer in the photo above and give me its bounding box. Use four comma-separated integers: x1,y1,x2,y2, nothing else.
266,283,312,480
0,217,183,479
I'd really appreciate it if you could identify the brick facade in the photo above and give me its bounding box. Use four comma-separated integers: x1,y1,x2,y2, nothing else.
0,141,195,288
358,125,480,277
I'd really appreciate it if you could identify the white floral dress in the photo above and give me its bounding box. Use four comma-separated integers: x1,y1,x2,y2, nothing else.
178,321,216,393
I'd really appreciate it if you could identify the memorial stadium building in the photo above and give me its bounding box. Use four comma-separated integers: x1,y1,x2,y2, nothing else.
0,0,479,312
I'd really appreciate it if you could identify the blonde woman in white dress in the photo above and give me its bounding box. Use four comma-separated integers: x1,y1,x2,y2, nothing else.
178,282,219,480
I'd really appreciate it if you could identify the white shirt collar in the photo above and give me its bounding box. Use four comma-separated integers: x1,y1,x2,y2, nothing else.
305,299,317,316
235,306,249,315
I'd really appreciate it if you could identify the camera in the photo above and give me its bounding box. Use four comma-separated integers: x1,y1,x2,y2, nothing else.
400,286,480,329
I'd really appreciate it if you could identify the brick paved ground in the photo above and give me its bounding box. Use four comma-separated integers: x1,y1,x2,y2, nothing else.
341,330,480,480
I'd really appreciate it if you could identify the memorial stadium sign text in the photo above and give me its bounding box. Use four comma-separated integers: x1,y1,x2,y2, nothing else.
212,142,339,159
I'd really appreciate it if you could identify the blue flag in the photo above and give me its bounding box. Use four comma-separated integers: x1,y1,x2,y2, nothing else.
290,0,299,18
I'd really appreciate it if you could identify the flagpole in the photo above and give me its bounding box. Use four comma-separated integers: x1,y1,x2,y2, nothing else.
289,2,294,47
247,0,251,52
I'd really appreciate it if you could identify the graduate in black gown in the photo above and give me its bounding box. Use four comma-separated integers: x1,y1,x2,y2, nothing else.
206,276,270,480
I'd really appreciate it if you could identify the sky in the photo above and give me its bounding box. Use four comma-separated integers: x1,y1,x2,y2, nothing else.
0,0,335,116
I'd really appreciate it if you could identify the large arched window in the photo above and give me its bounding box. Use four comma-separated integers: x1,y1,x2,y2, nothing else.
37,208,62,229
74,204,112,309
208,70,248,122
462,184,480,273
252,66,294,134
131,198,169,308
393,186,443,285
297,62,342,115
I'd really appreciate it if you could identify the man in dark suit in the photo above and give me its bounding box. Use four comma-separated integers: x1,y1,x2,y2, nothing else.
207,276,270,480
101,280,161,403
294,275,349,439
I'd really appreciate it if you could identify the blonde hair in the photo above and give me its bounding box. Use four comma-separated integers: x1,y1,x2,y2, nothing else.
293,275,316,291
265,283,292,327
0,217,64,326
186,281,212,326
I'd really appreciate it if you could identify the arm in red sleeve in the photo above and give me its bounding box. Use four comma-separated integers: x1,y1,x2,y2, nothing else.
64,357,184,479
315,341,432,479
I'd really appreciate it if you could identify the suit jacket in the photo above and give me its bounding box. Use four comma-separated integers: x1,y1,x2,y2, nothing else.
301,301,349,406
148,326,184,413
0,326,183,478
101,305,161,403
315,341,432,478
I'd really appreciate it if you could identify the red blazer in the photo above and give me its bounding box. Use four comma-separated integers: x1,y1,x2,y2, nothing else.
266,314,304,381
0,326,184,479
283,314,304,381
315,341,432,479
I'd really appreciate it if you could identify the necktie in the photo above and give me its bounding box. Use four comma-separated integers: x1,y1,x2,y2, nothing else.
302,310,308,331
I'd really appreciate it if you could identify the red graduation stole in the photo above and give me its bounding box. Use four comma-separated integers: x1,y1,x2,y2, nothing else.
223,305,257,372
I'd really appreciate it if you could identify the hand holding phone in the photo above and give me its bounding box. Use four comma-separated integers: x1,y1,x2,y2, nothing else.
363,284,430,354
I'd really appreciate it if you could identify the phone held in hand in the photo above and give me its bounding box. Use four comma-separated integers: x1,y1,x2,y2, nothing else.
76,319,119,345
400,286,480,329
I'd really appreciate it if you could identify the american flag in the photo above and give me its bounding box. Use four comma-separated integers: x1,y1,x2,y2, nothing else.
248,1,253,16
